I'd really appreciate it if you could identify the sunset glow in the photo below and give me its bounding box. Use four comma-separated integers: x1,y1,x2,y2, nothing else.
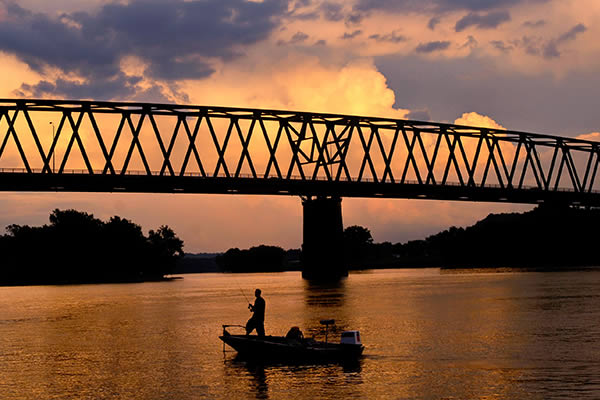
0,0,596,251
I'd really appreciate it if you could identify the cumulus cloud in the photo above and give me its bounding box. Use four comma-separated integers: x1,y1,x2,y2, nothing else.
415,41,451,53
185,57,411,119
341,30,363,39
455,10,511,32
576,132,600,142
454,112,506,130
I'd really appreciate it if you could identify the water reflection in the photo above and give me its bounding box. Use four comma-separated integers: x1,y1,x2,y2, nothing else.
302,279,351,341
303,279,346,307
243,362,269,400
224,357,364,400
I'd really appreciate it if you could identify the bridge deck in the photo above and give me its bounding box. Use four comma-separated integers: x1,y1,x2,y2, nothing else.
1,171,598,206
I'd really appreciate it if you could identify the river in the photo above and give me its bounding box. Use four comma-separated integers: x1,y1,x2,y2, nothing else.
1,268,600,399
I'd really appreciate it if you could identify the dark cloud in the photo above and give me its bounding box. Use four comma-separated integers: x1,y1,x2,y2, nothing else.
355,0,547,13
291,31,310,43
542,42,560,59
341,30,362,39
149,59,215,81
288,10,320,20
19,73,173,103
321,2,345,21
415,41,451,53
428,16,441,30
517,23,586,59
287,0,319,20
0,0,287,99
345,11,365,26
277,31,310,46
490,40,513,52
557,23,586,42
518,35,542,56
523,19,545,28
455,10,510,32
459,35,478,50
137,85,189,104
369,31,407,43
293,0,312,7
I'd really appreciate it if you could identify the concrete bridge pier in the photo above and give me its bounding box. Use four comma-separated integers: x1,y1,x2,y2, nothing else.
301,196,347,280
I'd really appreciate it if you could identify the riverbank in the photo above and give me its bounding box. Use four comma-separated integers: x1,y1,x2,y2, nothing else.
0,276,183,287
178,205,600,273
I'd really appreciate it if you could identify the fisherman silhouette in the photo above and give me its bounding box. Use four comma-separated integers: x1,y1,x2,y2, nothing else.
246,288,266,337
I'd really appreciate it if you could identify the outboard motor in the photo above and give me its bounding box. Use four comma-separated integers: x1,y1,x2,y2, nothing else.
340,330,362,345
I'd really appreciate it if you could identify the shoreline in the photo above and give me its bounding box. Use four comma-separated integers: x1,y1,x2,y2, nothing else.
0,276,182,287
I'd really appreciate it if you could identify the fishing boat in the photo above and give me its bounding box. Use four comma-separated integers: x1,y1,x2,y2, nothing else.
219,319,364,361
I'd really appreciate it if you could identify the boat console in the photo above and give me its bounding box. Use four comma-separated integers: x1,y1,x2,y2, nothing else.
340,330,361,345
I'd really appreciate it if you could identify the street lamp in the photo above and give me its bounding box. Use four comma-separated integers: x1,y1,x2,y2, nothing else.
49,121,55,173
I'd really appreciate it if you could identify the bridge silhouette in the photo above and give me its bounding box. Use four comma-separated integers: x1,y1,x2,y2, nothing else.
1,99,599,278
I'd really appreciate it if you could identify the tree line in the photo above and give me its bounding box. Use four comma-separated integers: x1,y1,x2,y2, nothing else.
0,209,184,285
213,205,600,272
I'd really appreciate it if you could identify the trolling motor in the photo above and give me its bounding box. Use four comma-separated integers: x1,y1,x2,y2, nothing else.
320,319,335,344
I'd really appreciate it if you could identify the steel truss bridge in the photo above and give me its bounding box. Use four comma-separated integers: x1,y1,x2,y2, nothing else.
1,99,599,206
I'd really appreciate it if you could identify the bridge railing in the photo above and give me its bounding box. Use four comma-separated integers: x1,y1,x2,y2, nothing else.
0,167,596,195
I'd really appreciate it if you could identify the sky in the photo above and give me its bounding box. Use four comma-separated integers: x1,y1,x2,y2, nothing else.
0,0,598,252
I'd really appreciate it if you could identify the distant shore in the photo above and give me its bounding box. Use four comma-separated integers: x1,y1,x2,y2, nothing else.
176,205,600,274
0,276,183,287
2,205,597,286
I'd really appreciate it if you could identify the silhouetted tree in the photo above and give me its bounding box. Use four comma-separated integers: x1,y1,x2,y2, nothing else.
391,205,600,268
343,225,374,267
216,245,285,272
147,225,184,277
0,209,185,285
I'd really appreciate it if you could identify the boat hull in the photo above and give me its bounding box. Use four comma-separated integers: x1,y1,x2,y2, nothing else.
220,334,364,361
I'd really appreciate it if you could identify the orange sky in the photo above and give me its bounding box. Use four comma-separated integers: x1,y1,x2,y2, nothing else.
0,0,597,252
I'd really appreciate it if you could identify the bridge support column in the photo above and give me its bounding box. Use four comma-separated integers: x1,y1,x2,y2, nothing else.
301,196,347,280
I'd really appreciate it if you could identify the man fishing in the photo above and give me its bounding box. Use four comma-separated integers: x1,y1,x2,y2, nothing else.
246,288,266,337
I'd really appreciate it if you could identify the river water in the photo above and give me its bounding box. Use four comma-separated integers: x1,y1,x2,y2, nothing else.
1,268,600,399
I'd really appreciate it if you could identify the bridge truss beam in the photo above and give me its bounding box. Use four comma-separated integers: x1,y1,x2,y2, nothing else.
0,99,599,206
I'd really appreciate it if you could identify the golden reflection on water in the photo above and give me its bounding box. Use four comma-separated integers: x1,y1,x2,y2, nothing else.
2,269,600,399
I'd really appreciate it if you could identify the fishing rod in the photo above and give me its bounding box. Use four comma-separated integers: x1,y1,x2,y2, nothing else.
233,278,252,309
